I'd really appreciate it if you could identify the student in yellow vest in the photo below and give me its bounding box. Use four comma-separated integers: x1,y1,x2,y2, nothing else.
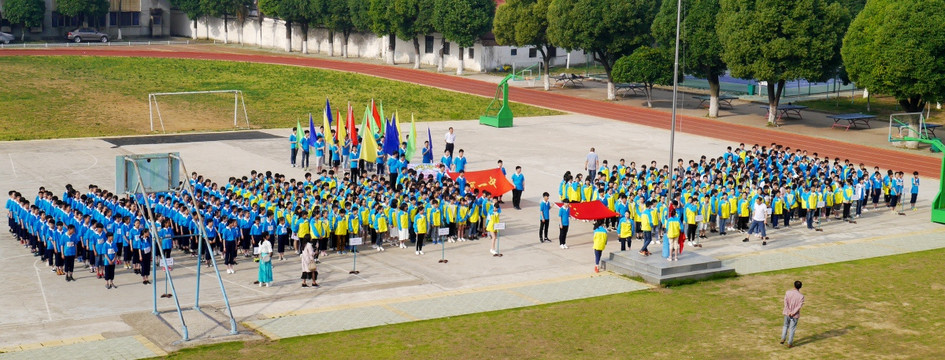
373,205,388,252
413,206,428,255
617,210,634,251
718,193,731,236
486,203,501,255
592,221,608,273
665,208,682,262
697,194,710,243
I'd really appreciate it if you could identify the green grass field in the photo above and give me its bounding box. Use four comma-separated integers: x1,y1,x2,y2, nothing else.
160,248,945,360
0,56,559,140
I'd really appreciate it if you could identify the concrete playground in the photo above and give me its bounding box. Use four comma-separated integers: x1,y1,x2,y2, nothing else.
0,114,941,359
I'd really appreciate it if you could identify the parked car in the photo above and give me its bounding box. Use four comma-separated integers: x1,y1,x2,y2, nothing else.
66,28,108,43
0,32,14,44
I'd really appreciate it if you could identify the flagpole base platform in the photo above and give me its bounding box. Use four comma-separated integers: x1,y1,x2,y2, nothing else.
479,115,513,128
601,250,734,285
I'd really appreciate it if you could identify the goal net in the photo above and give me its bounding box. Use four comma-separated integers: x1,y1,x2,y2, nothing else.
148,90,250,133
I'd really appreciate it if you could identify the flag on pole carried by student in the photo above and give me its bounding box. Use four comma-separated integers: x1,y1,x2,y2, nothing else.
322,102,334,156
295,118,304,149
405,114,417,162
426,127,433,159
347,103,358,146
360,120,379,163
337,110,346,146
307,113,317,149
371,99,383,135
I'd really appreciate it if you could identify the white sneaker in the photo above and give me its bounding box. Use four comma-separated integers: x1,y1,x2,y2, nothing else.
559,244,565,249
490,249,497,255
562,244,569,249
687,241,693,247
415,251,420,255
419,251,424,255
380,247,385,252
265,283,270,287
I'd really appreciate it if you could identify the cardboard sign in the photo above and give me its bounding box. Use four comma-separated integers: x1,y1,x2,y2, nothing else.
160,258,174,267
349,237,363,246
494,223,506,230
438,227,450,236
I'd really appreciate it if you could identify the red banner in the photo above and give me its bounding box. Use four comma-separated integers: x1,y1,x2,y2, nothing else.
555,201,619,220
448,168,515,196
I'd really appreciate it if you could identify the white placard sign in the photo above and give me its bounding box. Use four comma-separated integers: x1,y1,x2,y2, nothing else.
160,258,174,267
349,237,363,246
817,201,826,208
494,223,506,230
438,227,450,236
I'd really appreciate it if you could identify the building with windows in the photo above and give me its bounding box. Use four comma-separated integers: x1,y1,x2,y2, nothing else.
0,0,170,41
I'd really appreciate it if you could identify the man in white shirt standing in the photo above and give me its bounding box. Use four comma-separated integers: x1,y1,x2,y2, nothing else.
584,147,599,180
444,127,456,157
746,196,769,245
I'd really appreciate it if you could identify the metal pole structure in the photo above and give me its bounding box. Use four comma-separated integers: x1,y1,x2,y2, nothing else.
665,0,683,218
127,158,189,340
148,94,154,132
233,91,239,127
240,91,250,128
153,98,166,133
170,153,239,335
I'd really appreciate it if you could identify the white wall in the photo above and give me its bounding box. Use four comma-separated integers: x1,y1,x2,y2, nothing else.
172,14,591,73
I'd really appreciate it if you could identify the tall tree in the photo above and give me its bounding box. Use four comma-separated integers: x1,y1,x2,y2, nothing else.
2,0,45,41
170,0,205,39
717,0,849,125
652,0,727,117
347,0,371,57
204,0,251,44
842,0,945,114
433,0,493,75
493,0,554,90
317,0,353,57
392,0,434,69
56,0,109,27
368,0,397,64
231,0,254,45
612,46,674,108
547,0,658,100
258,0,316,53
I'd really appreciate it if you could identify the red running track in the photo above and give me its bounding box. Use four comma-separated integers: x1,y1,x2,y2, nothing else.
2,48,939,176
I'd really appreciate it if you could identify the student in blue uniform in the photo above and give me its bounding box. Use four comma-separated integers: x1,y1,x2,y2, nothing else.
539,192,551,243
290,127,298,167
558,202,570,249
910,171,920,211
138,229,153,285
103,233,118,289
511,166,525,210
61,224,79,282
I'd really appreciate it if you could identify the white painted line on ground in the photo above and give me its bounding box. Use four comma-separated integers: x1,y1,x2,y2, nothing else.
32,259,53,322
68,151,99,176
8,153,16,177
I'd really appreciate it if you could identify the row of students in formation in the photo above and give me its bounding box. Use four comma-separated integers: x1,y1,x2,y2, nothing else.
6,159,513,289
539,143,919,272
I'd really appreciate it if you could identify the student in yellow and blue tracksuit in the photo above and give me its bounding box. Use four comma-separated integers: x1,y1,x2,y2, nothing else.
592,221,608,273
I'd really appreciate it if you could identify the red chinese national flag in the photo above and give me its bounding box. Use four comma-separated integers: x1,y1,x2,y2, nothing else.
448,168,515,197
554,201,619,220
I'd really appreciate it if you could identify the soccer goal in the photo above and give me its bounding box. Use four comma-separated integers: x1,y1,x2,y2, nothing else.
148,90,250,133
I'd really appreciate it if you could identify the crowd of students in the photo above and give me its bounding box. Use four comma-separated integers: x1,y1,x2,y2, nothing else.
5,136,513,290
553,143,919,271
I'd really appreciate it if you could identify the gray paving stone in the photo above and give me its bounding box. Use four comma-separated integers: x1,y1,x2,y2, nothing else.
246,306,408,338
390,290,536,320
512,275,649,303
0,337,156,360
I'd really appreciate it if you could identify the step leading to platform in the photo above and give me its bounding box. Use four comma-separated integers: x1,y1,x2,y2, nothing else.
601,250,735,285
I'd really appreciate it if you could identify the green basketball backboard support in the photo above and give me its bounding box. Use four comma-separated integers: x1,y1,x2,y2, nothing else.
888,113,945,224
480,73,515,128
